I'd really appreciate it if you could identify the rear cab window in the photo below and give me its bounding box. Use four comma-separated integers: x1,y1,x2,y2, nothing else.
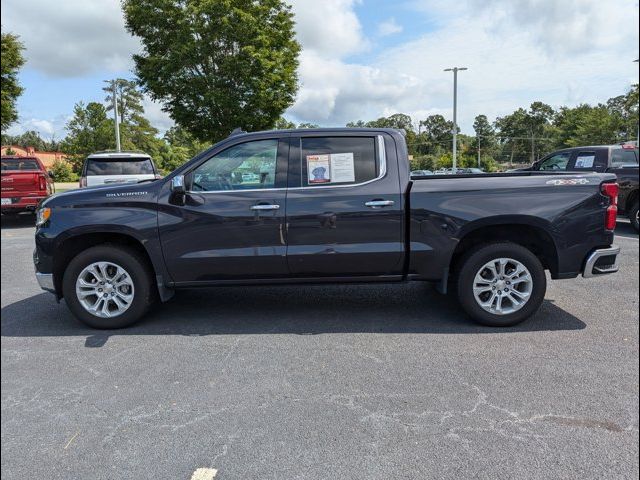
611,147,639,167
84,157,155,176
298,136,380,187
1,158,41,171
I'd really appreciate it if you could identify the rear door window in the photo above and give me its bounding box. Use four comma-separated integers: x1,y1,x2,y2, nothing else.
299,137,378,187
611,148,638,167
85,158,155,176
572,151,597,169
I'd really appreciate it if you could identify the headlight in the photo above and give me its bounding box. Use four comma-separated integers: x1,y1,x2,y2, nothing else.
36,207,51,226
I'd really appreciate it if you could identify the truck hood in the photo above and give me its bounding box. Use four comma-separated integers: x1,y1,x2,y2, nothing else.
41,180,162,208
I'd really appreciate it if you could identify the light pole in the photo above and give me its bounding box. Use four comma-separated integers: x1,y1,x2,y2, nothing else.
635,59,639,146
444,67,467,170
109,80,121,152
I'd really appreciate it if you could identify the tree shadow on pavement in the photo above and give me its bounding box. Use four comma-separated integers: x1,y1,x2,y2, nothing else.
0,213,36,230
1,282,586,347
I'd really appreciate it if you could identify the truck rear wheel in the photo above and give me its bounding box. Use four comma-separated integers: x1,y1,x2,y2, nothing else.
62,245,155,329
456,243,546,327
629,200,639,232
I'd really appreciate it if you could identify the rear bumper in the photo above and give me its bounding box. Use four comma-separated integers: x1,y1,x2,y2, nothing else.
1,195,48,212
582,245,620,278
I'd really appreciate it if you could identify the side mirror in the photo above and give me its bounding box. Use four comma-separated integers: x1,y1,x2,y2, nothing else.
170,175,186,205
48,170,55,179
171,175,185,193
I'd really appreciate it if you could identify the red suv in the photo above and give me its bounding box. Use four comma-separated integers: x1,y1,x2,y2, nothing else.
1,156,55,215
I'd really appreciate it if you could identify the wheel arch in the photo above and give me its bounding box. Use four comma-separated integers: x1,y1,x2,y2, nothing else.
450,217,559,279
52,230,169,300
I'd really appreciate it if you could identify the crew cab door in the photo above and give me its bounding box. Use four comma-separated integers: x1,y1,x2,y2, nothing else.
285,133,404,277
157,136,289,283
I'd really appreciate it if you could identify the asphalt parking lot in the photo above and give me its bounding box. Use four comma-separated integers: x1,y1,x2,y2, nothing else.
1,215,638,480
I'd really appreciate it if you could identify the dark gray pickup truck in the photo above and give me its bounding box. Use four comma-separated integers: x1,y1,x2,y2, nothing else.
518,143,639,231
34,128,620,329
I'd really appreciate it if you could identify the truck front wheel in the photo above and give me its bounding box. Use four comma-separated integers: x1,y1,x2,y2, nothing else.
456,243,546,327
62,245,155,329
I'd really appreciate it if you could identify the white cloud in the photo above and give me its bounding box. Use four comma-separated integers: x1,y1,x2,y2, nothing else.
1,0,139,77
142,96,174,134
471,0,639,57
287,0,368,58
287,0,415,124
288,51,419,123
5,116,68,140
373,0,639,131
377,18,403,37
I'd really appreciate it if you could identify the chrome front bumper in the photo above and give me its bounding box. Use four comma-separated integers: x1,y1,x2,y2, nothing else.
35,272,55,293
582,245,620,278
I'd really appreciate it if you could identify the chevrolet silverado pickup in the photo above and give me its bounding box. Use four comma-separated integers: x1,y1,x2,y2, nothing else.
1,156,54,214
518,143,639,231
33,128,621,329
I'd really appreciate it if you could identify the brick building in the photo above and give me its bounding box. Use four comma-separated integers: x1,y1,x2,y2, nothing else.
0,145,67,168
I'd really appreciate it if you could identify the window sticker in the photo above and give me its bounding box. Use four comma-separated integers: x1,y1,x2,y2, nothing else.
306,152,356,184
330,152,355,183
575,155,595,168
307,155,331,183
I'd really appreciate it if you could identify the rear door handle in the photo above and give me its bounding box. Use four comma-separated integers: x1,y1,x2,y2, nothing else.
251,204,280,211
365,200,394,208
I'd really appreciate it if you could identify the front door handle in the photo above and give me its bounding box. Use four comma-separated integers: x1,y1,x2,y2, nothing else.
251,204,280,211
365,200,394,208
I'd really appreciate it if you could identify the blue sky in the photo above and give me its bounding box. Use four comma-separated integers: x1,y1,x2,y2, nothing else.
2,0,639,141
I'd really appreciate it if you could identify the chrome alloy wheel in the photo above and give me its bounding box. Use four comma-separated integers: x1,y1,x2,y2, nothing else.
75,262,135,318
472,258,533,315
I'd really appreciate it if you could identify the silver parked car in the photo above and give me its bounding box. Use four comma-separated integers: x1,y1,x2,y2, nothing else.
79,152,160,188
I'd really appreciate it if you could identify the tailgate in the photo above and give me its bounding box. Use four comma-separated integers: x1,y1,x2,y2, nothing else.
1,171,41,194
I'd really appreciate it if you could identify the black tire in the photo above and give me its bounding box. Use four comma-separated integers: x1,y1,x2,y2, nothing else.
456,242,546,327
62,244,155,329
629,200,639,233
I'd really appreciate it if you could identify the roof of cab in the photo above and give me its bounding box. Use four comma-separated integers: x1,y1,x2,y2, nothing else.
227,127,406,137
86,151,151,159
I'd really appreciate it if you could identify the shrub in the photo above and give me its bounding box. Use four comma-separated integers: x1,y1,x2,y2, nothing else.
50,159,77,182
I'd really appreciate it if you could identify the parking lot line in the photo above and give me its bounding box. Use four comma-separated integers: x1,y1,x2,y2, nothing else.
190,467,217,480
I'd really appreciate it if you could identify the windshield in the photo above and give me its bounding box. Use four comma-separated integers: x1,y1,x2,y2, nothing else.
85,157,154,176
1,158,40,171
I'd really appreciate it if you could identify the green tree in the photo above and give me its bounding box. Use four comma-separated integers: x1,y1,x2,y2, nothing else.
1,31,25,132
298,122,319,129
418,114,455,154
164,125,209,157
2,130,49,150
123,0,301,142
606,84,638,142
61,102,114,171
273,117,296,129
472,114,497,158
103,78,145,124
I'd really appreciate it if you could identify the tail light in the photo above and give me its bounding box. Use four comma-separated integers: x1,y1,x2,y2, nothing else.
39,174,47,191
79,177,87,188
601,182,618,231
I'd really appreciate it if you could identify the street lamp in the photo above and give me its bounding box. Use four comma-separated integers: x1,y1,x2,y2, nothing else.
105,79,122,152
635,59,639,146
444,67,467,170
